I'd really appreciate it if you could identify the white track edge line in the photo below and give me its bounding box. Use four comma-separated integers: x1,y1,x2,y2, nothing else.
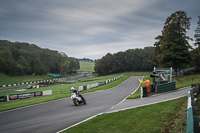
56,113,103,133
57,76,143,133
105,95,186,114
109,76,143,110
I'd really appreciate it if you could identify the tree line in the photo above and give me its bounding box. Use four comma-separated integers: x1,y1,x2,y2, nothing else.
95,11,200,75
94,47,156,75
0,40,80,75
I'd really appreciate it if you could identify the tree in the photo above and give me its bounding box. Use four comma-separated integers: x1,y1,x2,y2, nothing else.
141,47,156,71
192,16,200,70
131,48,143,71
153,35,162,65
0,41,17,75
60,61,70,74
16,56,30,75
94,59,101,74
30,57,46,75
112,52,125,73
94,47,155,75
194,16,200,47
0,40,79,75
154,10,192,71
69,58,80,73
0,50,16,75
94,53,113,75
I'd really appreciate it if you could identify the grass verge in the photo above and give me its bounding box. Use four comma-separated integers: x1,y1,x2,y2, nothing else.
174,74,200,89
63,97,186,133
0,73,52,86
0,72,80,87
162,97,187,133
195,91,200,115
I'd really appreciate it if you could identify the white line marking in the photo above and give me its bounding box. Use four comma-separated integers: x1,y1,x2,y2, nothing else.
57,76,143,133
56,113,102,133
109,76,143,110
57,85,187,132
131,76,144,95
105,95,186,114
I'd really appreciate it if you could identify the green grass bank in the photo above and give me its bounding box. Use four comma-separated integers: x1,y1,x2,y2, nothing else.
78,61,95,72
0,73,52,86
64,97,187,133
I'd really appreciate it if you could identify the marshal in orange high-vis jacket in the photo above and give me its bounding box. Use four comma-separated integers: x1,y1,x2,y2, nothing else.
144,78,151,93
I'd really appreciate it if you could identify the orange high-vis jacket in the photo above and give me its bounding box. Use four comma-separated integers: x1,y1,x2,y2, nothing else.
145,80,151,87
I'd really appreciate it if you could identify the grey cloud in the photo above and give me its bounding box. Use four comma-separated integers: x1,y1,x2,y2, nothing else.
0,0,199,59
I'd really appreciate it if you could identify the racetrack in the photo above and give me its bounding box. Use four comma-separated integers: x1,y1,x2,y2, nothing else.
0,76,142,133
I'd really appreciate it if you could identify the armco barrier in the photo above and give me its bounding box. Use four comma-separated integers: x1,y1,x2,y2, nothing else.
78,74,124,92
83,86,87,90
156,81,176,93
43,90,52,95
186,84,200,133
0,90,52,102
79,86,83,91
0,96,9,102
87,84,91,89
0,74,91,88
1,79,55,88
91,83,98,88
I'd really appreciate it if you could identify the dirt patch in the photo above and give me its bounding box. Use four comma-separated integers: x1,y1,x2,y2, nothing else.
162,97,187,133
195,93,200,115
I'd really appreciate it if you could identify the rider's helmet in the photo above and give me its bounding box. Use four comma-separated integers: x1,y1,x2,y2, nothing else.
71,87,75,91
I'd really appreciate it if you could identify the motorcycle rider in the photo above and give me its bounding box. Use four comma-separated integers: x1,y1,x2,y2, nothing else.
71,87,84,101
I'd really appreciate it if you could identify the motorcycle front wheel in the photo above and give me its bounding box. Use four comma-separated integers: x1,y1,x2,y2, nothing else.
82,97,87,104
73,98,79,106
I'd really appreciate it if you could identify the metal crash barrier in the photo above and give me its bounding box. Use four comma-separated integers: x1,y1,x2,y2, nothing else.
156,81,176,93
78,75,124,92
186,84,200,133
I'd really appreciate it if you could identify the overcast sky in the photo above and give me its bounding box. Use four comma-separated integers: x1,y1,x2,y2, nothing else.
0,0,199,59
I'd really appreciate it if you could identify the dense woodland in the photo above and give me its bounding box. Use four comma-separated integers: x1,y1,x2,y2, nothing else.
94,47,156,75
0,40,79,75
94,11,200,75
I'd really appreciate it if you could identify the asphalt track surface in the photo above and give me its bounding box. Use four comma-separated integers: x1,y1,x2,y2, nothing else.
106,86,191,113
0,76,142,133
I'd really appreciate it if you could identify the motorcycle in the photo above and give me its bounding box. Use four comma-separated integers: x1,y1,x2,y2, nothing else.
70,88,86,106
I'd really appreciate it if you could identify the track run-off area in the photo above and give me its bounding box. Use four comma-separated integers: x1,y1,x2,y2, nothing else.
0,76,191,133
